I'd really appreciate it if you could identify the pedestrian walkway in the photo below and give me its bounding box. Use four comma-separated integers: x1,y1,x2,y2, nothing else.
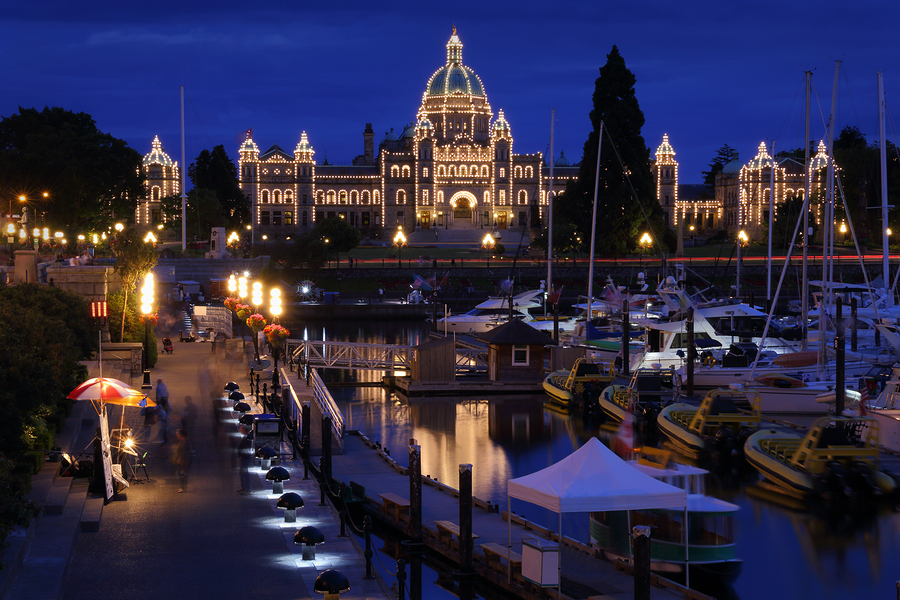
4,341,389,600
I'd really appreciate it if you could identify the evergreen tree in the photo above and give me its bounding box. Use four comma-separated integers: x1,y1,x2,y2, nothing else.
702,144,738,190
188,145,249,228
558,46,669,255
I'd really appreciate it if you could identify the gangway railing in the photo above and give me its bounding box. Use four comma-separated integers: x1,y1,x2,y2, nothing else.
288,339,412,371
308,368,344,443
286,338,487,374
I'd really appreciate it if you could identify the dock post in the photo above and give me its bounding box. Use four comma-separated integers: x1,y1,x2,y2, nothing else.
851,297,858,352
397,559,407,600
835,296,845,415
686,307,694,397
322,415,333,484
363,516,375,579
633,525,651,600
622,300,630,377
409,441,422,543
459,464,474,576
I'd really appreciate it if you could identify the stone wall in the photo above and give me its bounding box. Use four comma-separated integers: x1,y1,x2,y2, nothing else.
45,265,120,303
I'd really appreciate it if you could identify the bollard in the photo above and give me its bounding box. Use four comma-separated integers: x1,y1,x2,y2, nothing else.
363,516,374,579
302,435,310,480
318,458,327,506
633,525,651,600
396,559,407,600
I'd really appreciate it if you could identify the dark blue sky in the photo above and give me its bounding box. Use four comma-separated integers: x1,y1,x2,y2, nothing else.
3,1,898,184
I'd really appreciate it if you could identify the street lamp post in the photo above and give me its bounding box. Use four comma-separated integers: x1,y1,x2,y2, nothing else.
736,230,748,300
639,232,652,269
140,273,155,389
482,233,495,268
393,228,406,268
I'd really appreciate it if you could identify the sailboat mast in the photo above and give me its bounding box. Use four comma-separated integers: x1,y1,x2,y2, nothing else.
801,71,811,352
820,61,840,371
546,109,555,317
180,85,187,253
586,121,604,339
768,141,775,303
879,72,890,304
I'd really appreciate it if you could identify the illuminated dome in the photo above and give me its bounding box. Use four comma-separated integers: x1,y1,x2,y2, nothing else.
240,133,259,155
416,116,433,131
425,29,485,98
554,151,570,167
655,134,675,162
722,153,742,175
294,131,314,155
143,136,174,167
746,142,774,169
810,140,830,171
492,110,510,132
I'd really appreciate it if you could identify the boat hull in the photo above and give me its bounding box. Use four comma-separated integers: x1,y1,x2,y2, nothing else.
542,370,574,405
598,384,629,423
656,403,707,456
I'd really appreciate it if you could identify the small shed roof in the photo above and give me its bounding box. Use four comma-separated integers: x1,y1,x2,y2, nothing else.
414,336,455,350
477,319,555,346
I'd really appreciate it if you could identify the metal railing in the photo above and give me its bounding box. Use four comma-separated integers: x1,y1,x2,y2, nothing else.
289,339,413,371
308,368,344,444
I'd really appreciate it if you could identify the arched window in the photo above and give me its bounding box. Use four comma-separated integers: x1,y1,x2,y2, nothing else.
274,190,281,203
437,191,444,204
339,191,347,204
422,190,430,205
518,190,527,204
402,165,410,178
500,190,506,204
423,167,429,178
471,164,478,177
316,191,325,203
449,165,456,177
152,187,160,201
437,165,446,177
397,190,406,205
362,190,370,204
350,190,358,203
514,166,523,178
374,190,380,204
460,165,468,177
391,165,400,178
499,167,506,178
525,166,533,178
285,190,293,201
481,165,489,177
326,191,335,203
262,190,270,203
483,191,490,205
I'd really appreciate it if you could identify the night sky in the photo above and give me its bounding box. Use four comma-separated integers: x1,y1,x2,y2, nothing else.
3,1,898,185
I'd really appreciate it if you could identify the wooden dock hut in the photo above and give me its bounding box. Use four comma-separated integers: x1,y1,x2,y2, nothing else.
410,336,456,382
477,320,554,383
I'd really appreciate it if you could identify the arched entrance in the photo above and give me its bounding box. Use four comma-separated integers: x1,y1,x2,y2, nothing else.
449,192,478,227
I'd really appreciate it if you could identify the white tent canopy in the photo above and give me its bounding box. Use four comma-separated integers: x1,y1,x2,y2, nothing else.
506,437,689,591
507,437,687,512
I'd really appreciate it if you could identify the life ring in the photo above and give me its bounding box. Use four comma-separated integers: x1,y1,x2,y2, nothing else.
701,351,716,367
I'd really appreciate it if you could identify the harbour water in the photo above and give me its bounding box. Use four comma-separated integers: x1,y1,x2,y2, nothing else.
287,318,900,600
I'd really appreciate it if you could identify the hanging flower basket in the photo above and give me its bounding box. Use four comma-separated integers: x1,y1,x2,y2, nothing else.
246,313,267,332
224,297,239,312
139,312,159,326
235,304,253,319
264,324,290,344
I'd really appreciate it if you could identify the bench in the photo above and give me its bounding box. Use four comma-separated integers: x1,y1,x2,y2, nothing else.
345,481,366,503
480,542,522,572
434,520,479,546
379,492,410,520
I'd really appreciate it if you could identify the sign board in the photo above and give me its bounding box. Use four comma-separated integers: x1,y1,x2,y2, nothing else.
99,405,114,501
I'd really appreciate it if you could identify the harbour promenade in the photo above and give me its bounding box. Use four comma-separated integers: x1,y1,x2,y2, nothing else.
3,341,390,600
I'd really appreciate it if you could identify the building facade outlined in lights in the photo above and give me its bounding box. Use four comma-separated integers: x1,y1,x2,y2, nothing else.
137,135,180,227
654,135,833,240
232,28,578,240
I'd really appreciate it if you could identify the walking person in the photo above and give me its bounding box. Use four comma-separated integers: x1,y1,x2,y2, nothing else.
171,429,192,493
237,425,254,494
155,379,170,414
180,396,197,437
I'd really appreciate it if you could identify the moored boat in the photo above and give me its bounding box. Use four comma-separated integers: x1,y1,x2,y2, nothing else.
598,367,682,425
657,388,761,458
744,415,899,502
542,358,615,406
589,447,743,582
861,366,900,452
